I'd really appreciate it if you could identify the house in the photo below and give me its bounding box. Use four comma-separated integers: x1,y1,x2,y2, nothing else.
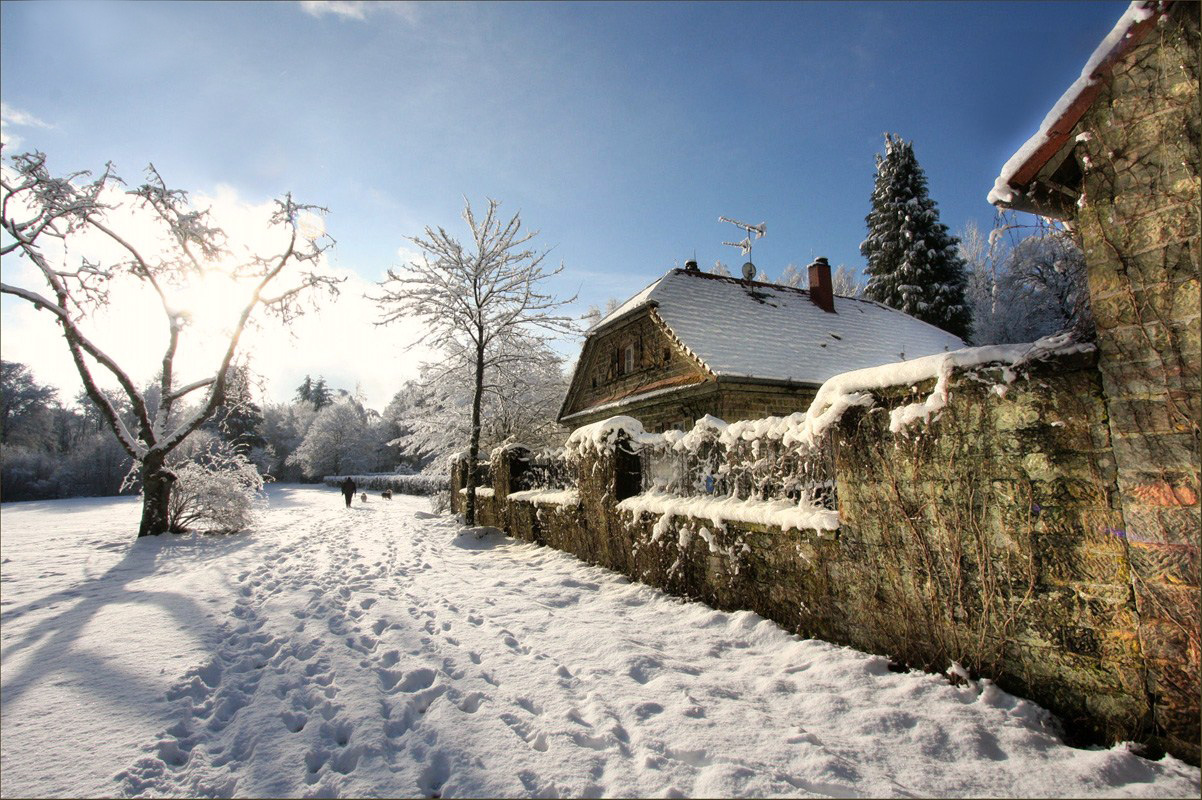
990,0,1198,763
558,258,965,431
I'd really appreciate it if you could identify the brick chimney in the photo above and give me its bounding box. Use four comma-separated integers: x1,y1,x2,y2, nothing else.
808,257,835,313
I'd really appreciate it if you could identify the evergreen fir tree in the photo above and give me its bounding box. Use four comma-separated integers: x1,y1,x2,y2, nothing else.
860,133,971,340
310,378,333,410
205,365,267,452
295,375,313,405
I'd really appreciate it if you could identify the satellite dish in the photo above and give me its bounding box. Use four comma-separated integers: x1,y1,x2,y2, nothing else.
741,262,757,281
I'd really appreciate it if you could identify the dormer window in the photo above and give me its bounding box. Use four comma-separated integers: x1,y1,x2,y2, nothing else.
623,344,635,374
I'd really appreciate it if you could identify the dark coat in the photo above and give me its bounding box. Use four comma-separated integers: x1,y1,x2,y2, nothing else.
340,477,356,496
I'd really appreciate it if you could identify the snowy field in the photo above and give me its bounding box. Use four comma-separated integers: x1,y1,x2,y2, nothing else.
1,486,1198,799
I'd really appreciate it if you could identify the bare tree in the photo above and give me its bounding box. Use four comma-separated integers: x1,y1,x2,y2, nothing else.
962,215,1092,345
778,263,807,288
375,198,575,525
831,264,866,298
0,151,340,536
387,331,567,470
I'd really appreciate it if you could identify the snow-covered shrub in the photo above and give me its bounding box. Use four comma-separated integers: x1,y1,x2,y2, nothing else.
633,413,836,510
168,443,267,533
512,447,576,492
722,418,836,508
320,473,449,496
564,416,661,459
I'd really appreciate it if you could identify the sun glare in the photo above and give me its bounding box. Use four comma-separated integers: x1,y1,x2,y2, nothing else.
174,268,244,332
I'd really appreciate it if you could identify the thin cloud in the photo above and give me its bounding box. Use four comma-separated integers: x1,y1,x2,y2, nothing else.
0,103,53,149
0,173,430,410
298,1,418,23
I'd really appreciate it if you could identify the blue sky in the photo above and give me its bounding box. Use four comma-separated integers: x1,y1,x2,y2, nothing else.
1,0,1129,406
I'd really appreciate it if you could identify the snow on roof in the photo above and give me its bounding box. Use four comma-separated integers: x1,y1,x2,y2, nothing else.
589,278,660,332
987,1,1161,206
594,269,965,386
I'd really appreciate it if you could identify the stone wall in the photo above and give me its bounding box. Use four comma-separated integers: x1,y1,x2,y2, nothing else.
449,348,1197,762
1071,5,1200,762
829,351,1147,748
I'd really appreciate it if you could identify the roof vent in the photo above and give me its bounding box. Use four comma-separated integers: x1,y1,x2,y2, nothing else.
807,257,835,313
684,259,699,272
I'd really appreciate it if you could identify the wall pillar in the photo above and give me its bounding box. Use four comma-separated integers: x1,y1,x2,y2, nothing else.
1073,9,1200,761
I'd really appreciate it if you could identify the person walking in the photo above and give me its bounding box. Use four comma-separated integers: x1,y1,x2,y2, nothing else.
340,476,356,508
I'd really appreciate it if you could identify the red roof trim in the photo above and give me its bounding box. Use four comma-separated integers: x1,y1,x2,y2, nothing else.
1004,5,1167,193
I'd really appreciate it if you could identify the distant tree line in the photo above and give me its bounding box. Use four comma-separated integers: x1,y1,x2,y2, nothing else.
1,361,135,500
1,360,570,504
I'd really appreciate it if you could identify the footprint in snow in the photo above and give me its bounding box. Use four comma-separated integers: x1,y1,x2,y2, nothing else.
281,711,307,733
419,751,452,798
499,712,549,752
398,668,437,692
377,668,404,692
458,692,485,713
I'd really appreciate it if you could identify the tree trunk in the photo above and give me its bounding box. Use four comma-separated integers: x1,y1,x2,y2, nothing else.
138,455,176,537
465,340,485,526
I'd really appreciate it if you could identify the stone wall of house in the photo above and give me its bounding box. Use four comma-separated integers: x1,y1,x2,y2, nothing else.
716,383,818,425
561,312,708,425
1070,5,1200,762
563,380,818,433
449,349,1197,762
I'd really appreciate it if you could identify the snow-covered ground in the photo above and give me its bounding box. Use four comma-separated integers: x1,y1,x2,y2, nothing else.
2,486,1198,799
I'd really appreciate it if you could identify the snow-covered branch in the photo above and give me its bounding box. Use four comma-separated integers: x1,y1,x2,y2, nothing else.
0,150,340,536
375,199,575,523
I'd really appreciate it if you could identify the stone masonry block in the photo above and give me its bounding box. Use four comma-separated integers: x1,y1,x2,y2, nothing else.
1110,427,1197,471
1122,504,1200,548
1097,356,1194,398
1128,541,1201,587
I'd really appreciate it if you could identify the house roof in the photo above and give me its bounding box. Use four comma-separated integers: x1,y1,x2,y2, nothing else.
585,269,965,387
987,1,1168,212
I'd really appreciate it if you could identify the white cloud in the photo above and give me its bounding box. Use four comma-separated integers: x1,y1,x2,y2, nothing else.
298,1,418,23
0,103,51,129
0,103,53,150
238,267,435,410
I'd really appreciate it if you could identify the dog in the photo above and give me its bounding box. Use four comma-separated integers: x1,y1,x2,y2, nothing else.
381,489,393,500
360,493,368,503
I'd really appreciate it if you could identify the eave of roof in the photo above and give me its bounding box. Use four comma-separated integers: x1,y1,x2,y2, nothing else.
558,376,710,423
988,1,1169,213
585,277,662,336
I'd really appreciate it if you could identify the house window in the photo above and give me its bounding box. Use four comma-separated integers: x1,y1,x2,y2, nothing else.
623,344,635,374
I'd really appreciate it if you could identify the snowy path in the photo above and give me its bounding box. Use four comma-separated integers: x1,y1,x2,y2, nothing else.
1,486,1198,798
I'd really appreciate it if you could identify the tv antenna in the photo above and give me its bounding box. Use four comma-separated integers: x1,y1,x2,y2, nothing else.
719,216,766,280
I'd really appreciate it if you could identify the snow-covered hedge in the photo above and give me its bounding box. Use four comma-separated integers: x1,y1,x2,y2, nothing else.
618,490,838,535
323,473,448,496
514,447,576,493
